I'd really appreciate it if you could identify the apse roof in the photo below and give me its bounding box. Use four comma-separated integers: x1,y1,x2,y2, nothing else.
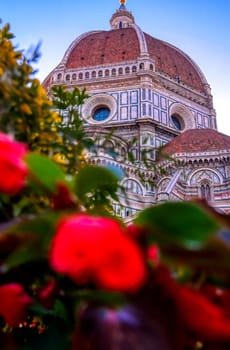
162,129,230,156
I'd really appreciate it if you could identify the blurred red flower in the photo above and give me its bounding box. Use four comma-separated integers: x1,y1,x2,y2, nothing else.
154,266,230,342
50,214,146,292
125,223,145,239
95,235,146,292
147,244,160,267
0,132,28,195
0,283,32,327
51,182,76,210
37,278,57,309
175,285,230,342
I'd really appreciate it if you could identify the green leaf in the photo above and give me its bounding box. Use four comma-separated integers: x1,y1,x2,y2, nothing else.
25,153,67,192
3,212,59,269
53,299,68,321
4,212,58,238
135,201,220,249
75,165,119,202
72,289,126,306
5,240,40,270
161,236,230,281
30,299,68,321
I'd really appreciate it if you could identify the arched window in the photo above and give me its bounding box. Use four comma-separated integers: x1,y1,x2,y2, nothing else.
200,183,211,201
146,183,155,193
121,147,126,157
92,71,96,78
85,72,89,79
125,67,130,74
132,66,137,73
140,63,144,70
104,140,114,151
72,73,76,80
105,69,110,77
65,74,70,81
79,73,83,80
112,68,116,76
124,179,143,195
98,70,103,77
57,73,62,80
118,67,123,75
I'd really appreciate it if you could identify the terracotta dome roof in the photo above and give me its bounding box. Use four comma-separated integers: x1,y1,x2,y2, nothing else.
145,33,204,92
162,129,230,156
64,26,206,93
66,28,140,69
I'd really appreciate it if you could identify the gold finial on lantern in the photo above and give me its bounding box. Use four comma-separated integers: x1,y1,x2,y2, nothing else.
120,0,126,5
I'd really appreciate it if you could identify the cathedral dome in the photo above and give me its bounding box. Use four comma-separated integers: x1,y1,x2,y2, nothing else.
64,29,205,92
50,1,208,95
162,129,230,156
65,28,140,70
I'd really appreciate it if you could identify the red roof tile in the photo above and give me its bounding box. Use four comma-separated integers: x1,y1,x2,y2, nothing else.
66,28,140,68
162,129,230,155
145,33,204,92
65,27,205,93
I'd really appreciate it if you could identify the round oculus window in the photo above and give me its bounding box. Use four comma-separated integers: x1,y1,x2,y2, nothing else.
93,107,110,122
172,114,183,130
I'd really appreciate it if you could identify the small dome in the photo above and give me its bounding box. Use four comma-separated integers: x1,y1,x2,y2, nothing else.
162,129,230,156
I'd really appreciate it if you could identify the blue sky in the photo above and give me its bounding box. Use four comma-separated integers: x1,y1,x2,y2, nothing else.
1,0,230,135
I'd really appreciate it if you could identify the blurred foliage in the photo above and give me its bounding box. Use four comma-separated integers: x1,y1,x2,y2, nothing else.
0,23,56,151
50,85,94,173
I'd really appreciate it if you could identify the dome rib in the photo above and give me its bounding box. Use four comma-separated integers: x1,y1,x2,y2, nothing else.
131,24,148,56
60,31,103,67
